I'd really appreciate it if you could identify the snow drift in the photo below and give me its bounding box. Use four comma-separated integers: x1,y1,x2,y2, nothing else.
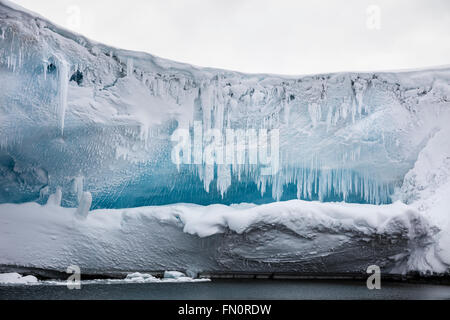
0,1,449,275
0,199,439,274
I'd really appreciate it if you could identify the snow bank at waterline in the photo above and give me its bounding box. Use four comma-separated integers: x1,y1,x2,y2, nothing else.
0,199,445,275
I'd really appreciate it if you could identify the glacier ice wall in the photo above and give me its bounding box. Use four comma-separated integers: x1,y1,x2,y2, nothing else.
0,1,449,275
1,1,450,210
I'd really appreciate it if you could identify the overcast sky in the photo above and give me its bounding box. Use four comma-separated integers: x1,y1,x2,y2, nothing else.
10,0,450,75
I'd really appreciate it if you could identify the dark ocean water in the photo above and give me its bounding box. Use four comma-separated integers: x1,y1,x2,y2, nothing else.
1,279,449,300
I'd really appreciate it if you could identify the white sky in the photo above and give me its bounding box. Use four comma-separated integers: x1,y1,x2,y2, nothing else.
10,0,450,75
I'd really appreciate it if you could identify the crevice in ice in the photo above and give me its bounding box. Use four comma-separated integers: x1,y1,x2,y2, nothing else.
46,63,56,74
69,70,83,85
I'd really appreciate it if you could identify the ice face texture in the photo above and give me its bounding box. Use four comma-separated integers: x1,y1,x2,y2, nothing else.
1,2,449,209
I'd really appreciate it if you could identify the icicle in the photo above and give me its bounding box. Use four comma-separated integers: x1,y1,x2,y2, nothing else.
47,187,62,206
75,192,92,219
73,176,84,203
127,58,134,77
308,103,322,127
217,165,231,197
40,186,49,200
56,56,69,136
203,165,214,193
43,62,47,80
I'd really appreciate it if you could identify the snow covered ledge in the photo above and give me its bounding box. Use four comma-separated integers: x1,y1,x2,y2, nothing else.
0,198,444,276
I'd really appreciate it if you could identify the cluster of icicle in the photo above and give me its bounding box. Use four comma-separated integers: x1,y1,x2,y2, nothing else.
0,22,394,205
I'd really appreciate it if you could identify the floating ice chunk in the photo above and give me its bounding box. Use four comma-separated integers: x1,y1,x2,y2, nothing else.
125,272,158,282
0,273,38,284
123,272,208,283
163,271,187,279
